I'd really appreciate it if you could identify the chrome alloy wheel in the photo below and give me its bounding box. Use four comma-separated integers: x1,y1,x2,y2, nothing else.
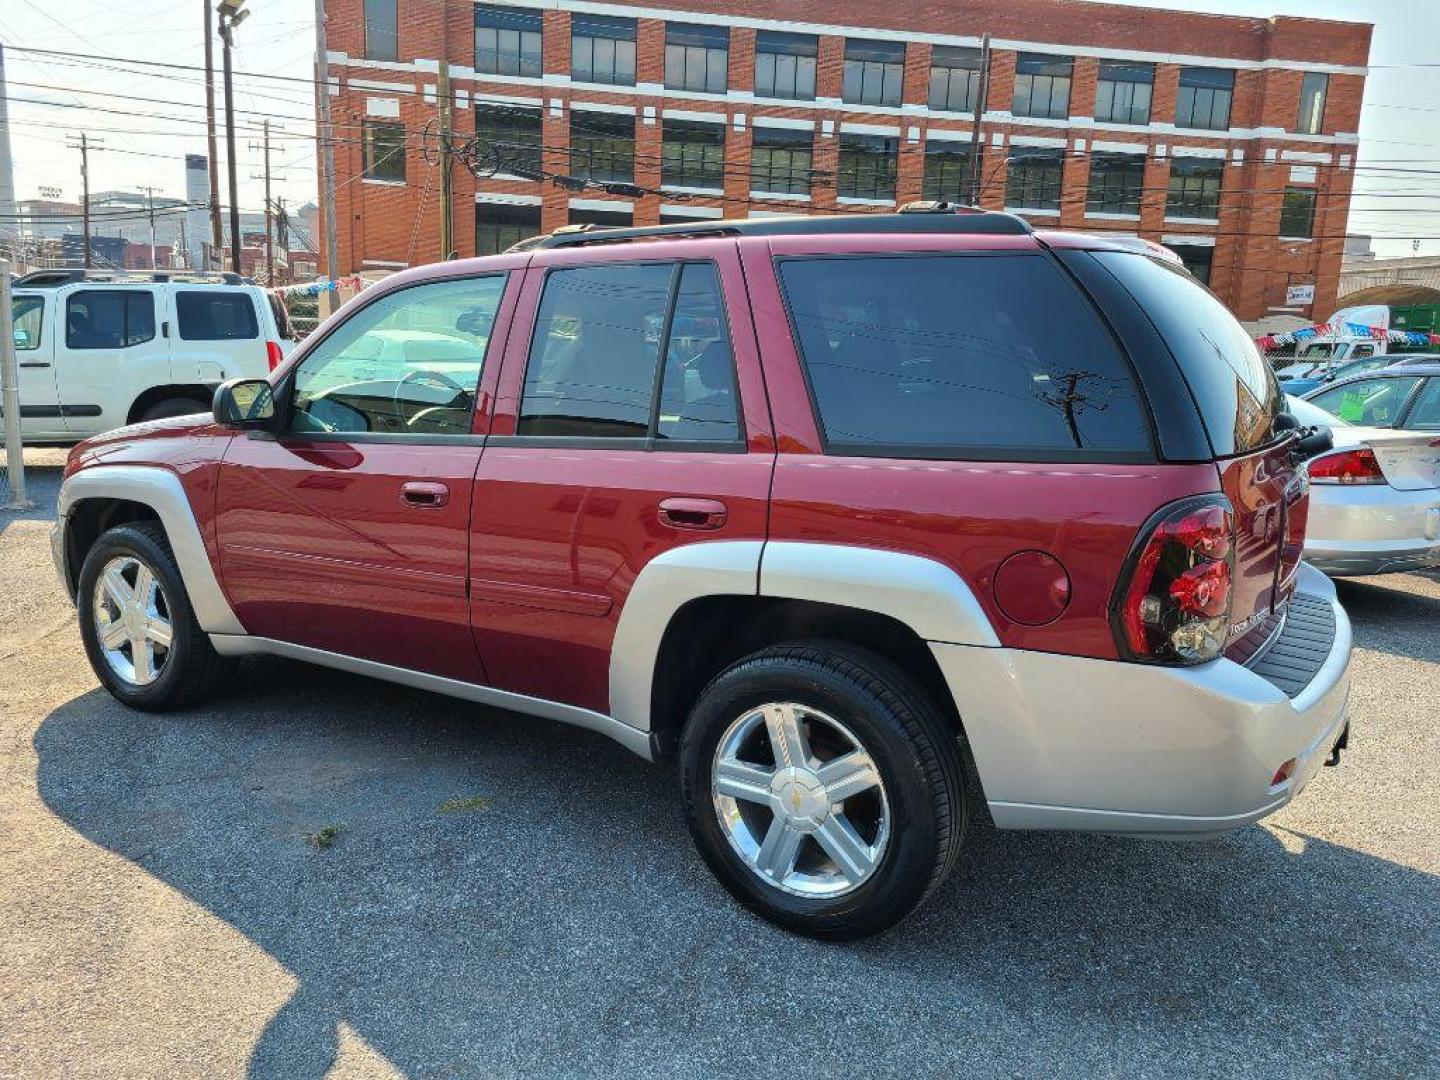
711,702,890,898
91,555,173,686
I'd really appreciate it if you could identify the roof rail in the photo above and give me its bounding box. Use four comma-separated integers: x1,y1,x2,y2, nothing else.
513,205,1031,251
13,268,248,288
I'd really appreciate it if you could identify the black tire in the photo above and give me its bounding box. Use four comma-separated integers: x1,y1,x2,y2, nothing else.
679,641,966,940
76,521,232,711
137,397,210,423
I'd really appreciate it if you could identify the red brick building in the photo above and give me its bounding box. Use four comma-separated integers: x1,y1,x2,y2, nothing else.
318,0,1371,320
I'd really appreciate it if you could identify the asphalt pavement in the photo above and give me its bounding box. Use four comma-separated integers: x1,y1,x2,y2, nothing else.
1,446,1437,1079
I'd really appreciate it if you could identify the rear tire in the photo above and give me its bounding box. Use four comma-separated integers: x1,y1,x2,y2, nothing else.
679,641,966,940
76,521,232,711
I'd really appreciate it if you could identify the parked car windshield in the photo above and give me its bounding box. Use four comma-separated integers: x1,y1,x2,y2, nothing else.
1093,251,1283,455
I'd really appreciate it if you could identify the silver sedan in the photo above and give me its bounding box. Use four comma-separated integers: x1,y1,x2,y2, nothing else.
1289,367,1440,576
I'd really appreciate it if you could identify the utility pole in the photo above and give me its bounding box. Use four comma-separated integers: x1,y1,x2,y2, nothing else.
141,186,158,268
313,0,340,279
967,34,991,206
65,133,102,268
250,119,274,283
203,0,223,259
217,0,249,275
437,0,454,261
1,259,29,509
179,215,188,269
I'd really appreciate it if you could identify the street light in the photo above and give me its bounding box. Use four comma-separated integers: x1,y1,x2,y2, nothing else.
217,0,249,274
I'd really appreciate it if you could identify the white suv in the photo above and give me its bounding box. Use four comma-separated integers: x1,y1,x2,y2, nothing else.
8,269,292,443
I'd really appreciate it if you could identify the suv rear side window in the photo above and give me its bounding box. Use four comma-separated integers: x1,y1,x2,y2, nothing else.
1093,251,1283,455
777,253,1150,457
65,290,155,349
518,261,741,443
176,291,259,340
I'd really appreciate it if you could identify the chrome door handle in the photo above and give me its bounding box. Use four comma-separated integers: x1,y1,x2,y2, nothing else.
658,497,728,530
400,480,450,508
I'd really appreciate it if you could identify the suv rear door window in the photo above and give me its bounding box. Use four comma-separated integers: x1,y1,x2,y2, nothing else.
176,291,259,340
65,290,156,349
518,261,741,443
777,253,1150,457
1092,251,1282,455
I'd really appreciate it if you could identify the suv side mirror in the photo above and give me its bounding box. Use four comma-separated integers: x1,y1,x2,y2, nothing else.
213,378,276,428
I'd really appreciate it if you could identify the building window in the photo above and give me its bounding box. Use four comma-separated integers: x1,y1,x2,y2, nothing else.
922,141,977,202
755,31,816,100
475,5,542,78
665,23,728,94
751,126,812,196
363,0,397,62
1094,61,1152,125
476,203,540,255
569,206,634,228
475,104,543,177
570,111,634,184
572,14,636,86
363,121,406,183
837,134,898,201
1169,243,1213,285
1297,71,1328,135
1280,187,1317,238
1166,157,1223,220
1013,54,1071,120
843,39,905,107
1006,148,1065,211
661,119,725,190
1087,152,1146,215
1175,67,1234,130
928,46,981,113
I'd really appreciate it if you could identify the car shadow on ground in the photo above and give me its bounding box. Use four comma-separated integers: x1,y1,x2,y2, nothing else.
34,658,1440,1077
1335,571,1440,664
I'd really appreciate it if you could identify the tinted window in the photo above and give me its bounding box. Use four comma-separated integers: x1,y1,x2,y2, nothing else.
1094,251,1282,455
518,262,740,443
1308,376,1421,428
364,0,397,61
176,291,259,340
658,263,740,443
291,276,504,436
65,290,155,349
12,295,42,351
519,263,671,438
778,254,1149,456
1404,378,1440,430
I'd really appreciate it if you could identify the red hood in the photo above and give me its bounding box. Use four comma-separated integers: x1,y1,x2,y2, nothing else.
65,416,232,479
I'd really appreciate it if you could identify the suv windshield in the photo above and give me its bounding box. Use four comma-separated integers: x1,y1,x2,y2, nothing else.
1094,251,1284,455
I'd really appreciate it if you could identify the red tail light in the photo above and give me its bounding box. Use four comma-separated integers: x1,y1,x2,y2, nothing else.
1113,496,1235,665
265,340,283,371
1307,447,1384,485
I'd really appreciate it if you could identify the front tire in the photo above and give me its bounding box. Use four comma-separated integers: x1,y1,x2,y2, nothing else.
679,642,966,940
76,521,231,710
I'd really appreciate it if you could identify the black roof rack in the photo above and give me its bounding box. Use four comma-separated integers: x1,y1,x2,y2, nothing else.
13,268,247,288
514,203,1031,251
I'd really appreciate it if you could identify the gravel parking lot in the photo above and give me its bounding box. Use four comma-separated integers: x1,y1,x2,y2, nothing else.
1,447,1437,1079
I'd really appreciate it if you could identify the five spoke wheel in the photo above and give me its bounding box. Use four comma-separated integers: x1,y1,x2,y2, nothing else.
712,702,890,898
92,555,173,686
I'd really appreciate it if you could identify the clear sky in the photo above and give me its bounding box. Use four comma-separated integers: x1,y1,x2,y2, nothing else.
2,0,1438,255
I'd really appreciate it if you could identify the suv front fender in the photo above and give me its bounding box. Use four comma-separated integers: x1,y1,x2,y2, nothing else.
55,465,245,636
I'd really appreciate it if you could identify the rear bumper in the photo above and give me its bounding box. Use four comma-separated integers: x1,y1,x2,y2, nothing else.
933,563,1351,837
1306,483,1440,576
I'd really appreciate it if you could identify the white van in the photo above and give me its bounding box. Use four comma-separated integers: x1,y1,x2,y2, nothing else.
7,269,292,444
